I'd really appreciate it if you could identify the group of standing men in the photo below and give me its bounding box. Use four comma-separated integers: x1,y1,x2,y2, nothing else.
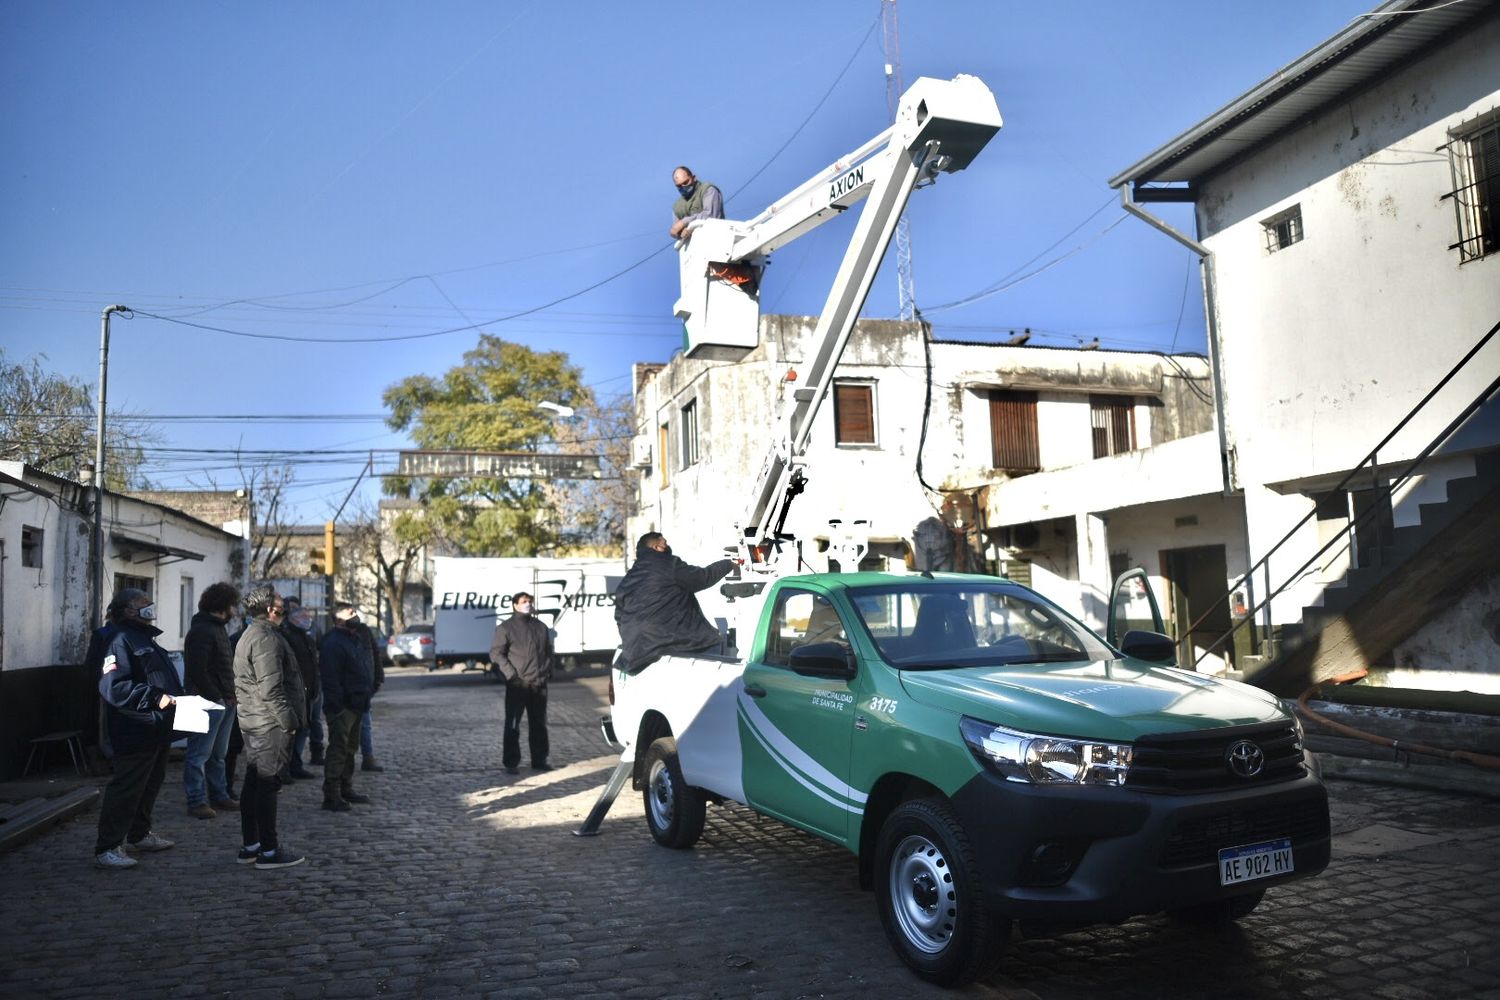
92,582,384,871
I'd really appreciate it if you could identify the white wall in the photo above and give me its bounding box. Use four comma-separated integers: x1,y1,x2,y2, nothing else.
1199,18,1500,493
0,481,90,670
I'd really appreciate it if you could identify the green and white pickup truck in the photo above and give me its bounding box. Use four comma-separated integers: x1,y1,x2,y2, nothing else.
605,569,1330,986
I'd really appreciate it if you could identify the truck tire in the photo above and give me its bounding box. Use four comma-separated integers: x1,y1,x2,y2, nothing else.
874,798,1007,987
1167,889,1265,926
642,737,706,849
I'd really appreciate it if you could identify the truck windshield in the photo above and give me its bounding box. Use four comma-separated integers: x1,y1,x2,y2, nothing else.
848,583,1113,670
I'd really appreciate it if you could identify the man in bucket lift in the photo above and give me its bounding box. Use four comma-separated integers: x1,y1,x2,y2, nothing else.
668,166,723,240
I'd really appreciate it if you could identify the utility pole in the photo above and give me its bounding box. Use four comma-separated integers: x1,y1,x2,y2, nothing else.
881,0,917,322
90,305,128,632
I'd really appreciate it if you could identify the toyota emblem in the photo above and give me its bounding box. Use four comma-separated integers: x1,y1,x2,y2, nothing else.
1226,740,1265,778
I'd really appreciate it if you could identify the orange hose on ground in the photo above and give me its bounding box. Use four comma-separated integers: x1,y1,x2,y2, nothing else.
1297,669,1500,772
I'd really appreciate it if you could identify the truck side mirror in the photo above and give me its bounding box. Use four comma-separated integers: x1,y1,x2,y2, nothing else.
788,642,857,679
1120,629,1176,664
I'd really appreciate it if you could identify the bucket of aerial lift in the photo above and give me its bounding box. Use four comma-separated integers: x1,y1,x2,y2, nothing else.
674,218,760,361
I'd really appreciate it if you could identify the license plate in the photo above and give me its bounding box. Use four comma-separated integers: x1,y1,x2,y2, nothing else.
1218,837,1294,886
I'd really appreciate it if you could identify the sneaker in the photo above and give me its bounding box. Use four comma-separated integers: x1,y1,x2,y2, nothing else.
361,757,385,772
210,797,240,811
254,848,306,870
236,846,260,864
188,803,217,820
340,789,371,804
95,846,137,870
127,832,175,852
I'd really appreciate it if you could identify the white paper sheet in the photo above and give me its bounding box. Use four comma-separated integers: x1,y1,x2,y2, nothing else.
172,695,225,734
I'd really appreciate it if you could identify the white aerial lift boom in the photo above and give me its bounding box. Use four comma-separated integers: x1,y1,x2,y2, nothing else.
672,74,1002,574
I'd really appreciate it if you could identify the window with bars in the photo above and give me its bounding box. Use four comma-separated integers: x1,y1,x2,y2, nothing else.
833,381,877,446
1261,204,1303,253
1090,395,1136,458
680,399,699,469
1445,109,1499,263
988,389,1039,472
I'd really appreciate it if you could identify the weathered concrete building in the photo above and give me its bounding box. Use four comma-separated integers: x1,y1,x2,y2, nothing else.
629,315,1223,656
0,461,244,777
1111,0,1500,688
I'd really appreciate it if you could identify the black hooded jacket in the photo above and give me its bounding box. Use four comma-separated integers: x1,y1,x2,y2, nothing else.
97,620,184,757
613,541,734,672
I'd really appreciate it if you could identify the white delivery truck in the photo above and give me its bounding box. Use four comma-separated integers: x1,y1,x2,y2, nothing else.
432,556,623,669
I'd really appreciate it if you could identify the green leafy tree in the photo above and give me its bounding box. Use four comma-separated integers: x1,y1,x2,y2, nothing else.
0,349,153,488
382,335,589,557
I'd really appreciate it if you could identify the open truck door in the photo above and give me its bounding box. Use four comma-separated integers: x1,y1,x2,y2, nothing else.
1106,567,1176,666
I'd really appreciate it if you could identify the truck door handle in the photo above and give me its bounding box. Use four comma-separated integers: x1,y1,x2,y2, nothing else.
743,683,767,698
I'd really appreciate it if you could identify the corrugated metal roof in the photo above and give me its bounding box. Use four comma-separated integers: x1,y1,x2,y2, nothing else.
1110,0,1497,188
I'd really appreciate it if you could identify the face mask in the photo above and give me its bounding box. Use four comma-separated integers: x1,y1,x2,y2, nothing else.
676,182,696,198
341,616,361,629
515,602,533,615
136,603,157,621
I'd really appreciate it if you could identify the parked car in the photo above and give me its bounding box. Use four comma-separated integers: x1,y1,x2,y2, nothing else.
370,628,394,669
388,623,436,667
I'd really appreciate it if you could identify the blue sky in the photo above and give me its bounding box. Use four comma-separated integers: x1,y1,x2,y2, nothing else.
1,1,1374,523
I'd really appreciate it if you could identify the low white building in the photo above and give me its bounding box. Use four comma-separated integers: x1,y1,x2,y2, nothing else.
628,315,1224,657
0,461,244,777
1111,0,1500,687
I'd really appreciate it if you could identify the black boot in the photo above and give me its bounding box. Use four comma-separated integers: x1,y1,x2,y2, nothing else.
340,783,371,804
310,745,325,766
322,792,351,812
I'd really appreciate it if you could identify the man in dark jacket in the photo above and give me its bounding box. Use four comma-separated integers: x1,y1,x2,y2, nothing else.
490,591,554,775
181,582,241,819
280,596,321,779
93,588,184,870
318,603,375,812
613,533,735,672
232,586,307,870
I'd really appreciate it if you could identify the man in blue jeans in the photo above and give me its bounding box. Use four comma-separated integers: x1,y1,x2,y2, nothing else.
182,582,241,819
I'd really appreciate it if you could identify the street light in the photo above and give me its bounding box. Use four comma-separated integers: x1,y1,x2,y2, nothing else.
537,400,575,419
90,304,128,632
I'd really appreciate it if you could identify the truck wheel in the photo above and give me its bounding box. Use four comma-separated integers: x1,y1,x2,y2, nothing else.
642,738,706,849
874,799,1007,987
1168,889,1265,926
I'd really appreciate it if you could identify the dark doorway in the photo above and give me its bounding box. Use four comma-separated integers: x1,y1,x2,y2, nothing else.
1161,544,1231,670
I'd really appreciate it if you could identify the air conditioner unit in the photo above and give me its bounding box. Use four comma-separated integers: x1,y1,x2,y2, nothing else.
631,438,654,469
995,524,1042,551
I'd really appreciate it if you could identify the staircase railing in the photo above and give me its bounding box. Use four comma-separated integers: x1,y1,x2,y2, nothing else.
1187,315,1500,670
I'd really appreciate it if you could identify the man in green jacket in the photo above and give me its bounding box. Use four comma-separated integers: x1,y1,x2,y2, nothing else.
669,166,723,240
231,585,307,870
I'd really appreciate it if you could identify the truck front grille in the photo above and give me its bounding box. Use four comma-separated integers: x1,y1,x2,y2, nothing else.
1158,797,1330,868
1127,722,1306,793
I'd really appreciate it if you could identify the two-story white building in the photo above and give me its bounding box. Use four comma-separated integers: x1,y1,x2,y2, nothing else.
629,314,1227,660
1111,0,1500,689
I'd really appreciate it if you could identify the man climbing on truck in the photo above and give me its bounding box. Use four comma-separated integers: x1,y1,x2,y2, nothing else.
613,533,735,672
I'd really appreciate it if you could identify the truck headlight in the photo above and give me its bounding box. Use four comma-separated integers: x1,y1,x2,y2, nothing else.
1278,699,1306,749
960,717,1133,786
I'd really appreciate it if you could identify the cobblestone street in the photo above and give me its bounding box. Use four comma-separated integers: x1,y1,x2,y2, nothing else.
2,667,1497,1000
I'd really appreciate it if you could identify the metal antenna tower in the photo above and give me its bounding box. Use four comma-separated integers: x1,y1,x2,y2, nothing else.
881,0,917,322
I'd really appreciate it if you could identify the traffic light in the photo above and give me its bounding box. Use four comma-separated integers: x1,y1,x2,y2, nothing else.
309,546,326,576
324,520,337,576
